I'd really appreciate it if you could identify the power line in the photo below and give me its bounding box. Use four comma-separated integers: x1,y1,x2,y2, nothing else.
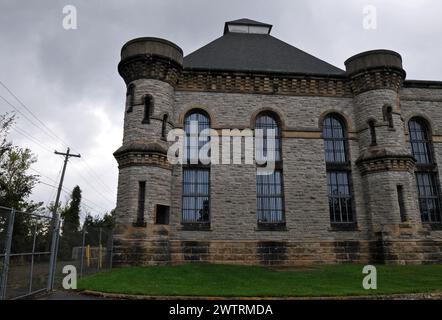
0,80,70,149
38,180,107,215
32,165,111,214
69,165,115,205
0,95,62,149
12,126,54,153
1,79,116,209
77,159,115,194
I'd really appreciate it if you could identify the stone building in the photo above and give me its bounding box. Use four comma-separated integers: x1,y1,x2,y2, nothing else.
113,18,442,265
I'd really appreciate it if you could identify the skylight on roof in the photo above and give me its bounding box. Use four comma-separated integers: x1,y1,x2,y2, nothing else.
227,24,270,34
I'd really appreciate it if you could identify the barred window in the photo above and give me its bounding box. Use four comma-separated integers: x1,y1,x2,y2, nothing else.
256,170,284,223
323,115,347,163
255,112,284,224
182,168,210,223
184,111,210,163
323,114,355,224
182,110,211,224
409,118,442,223
255,113,281,161
327,171,353,223
409,118,432,165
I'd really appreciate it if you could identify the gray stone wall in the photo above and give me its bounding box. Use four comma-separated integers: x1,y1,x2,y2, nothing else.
113,41,442,265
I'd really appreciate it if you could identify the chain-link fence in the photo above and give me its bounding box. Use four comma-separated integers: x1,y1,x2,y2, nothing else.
55,224,113,288
0,206,113,300
0,206,54,300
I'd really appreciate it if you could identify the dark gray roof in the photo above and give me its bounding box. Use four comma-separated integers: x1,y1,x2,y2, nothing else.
184,31,344,75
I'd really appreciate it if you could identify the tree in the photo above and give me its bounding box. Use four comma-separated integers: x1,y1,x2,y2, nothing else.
82,209,115,249
59,186,82,260
0,113,14,161
0,146,42,252
0,147,39,209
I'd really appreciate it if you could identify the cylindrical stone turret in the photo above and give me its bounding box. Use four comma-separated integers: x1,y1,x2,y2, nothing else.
113,38,183,266
345,50,419,258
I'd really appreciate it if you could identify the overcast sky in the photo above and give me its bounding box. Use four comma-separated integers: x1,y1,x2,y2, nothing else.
0,0,441,217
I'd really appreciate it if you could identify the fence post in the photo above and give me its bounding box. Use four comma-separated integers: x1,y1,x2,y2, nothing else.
79,225,86,278
47,216,60,291
98,228,102,271
0,208,15,300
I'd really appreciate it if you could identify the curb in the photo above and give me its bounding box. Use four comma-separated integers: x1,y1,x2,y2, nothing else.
80,290,442,300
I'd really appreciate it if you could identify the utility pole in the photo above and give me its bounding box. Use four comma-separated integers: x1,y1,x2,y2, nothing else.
47,147,81,291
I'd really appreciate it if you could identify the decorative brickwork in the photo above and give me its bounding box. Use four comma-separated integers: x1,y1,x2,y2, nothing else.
118,54,182,87
356,155,416,175
348,68,405,95
178,71,352,97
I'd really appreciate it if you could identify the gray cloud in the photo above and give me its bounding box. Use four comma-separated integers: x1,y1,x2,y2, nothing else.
0,0,441,215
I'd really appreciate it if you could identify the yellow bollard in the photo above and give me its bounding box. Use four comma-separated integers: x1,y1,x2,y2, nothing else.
86,244,90,268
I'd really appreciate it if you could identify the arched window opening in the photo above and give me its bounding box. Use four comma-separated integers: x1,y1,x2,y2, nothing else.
161,114,168,139
126,84,135,113
182,110,211,224
368,120,377,146
409,118,442,223
255,112,284,225
142,95,153,124
385,106,394,128
323,114,354,225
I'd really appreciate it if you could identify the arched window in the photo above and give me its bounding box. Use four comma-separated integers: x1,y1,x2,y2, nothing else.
409,118,442,223
384,106,394,128
255,112,284,225
126,84,135,113
323,114,354,224
368,120,377,146
142,95,153,124
161,114,168,139
182,110,210,224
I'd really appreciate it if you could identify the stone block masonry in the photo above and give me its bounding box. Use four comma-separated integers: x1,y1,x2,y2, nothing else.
113,23,442,266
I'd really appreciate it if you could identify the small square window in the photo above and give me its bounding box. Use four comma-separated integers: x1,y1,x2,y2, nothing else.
156,205,170,225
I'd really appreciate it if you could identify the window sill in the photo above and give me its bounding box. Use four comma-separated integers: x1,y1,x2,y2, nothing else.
256,223,287,231
181,223,211,231
422,223,442,231
329,223,358,232
132,221,147,228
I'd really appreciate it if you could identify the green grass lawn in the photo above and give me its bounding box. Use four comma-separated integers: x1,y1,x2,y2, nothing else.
77,264,442,297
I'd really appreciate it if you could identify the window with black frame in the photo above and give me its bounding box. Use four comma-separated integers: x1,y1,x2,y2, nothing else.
409,118,442,223
323,114,354,224
255,112,284,225
182,110,211,224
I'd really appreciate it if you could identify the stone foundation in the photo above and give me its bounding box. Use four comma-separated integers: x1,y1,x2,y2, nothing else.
112,237,442,267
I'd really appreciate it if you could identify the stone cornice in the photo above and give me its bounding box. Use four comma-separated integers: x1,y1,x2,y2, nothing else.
176,70,353,97
356,154,416,175
348,67,406,95
118,54,182,87
115,151,172,170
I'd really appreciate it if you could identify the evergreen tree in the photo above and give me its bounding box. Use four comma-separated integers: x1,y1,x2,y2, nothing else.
59,186,82,260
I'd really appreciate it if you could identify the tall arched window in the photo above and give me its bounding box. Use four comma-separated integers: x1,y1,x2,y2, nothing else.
255,112,284,225
323,114,354,224
409,118,442,223
182,110,210,224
